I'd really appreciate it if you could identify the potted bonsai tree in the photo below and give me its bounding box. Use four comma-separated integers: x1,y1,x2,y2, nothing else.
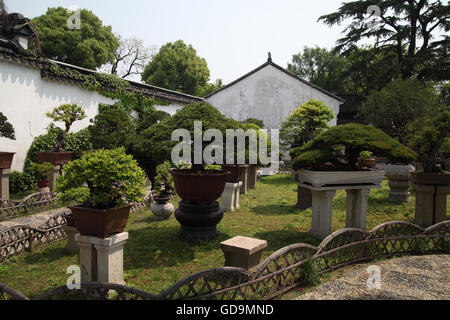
357,151,376,169
29,162,53,192
56,148,146,238
409,105,450,227
37,104,87,165
0,111,16,170
291,124,417,187
151,161,176,221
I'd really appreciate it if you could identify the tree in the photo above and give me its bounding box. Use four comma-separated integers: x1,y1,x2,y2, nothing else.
280,100,334,149
0,111,15,140
319,0,449,81
360,78,439,144
101,35,156,80
198,79,224,97
31,7,119,70
141,40,211,96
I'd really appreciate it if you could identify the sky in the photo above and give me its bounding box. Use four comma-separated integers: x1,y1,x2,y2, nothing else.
6,0,349,84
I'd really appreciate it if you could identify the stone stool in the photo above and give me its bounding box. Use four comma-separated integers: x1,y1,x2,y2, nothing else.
62,225,79,251
75,232,128,285
220,236,267,270
220,182,241,212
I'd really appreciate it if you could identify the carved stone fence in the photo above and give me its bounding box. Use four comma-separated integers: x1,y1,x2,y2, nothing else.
0,192,59,221
1,220,448,300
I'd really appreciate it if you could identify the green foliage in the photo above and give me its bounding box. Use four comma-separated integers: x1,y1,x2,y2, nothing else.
281,100,334,149
64,128,93,159
88,107,136,150
9,171,37,194
58,187,90,206
136,102,244,169
243,118,264,129
136,110,171,134
299,259,321,287
360,79,439,144
154,161,175,198
29,162,53,181
141,40,211,96
292,124,417,170
56,148,146,209
0,112,15,140
198,79,224,97
46,104,87,133
359,151,373,161
409,105,450,172
31,7,119,70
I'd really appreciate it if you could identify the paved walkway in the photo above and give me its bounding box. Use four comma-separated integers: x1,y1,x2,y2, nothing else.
296,255,450,300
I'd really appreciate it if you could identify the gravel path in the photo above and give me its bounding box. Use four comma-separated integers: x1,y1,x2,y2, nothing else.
296,255,450,300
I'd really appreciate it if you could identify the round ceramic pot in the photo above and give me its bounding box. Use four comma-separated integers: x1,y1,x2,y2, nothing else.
385,164,415,202
151,200,175,221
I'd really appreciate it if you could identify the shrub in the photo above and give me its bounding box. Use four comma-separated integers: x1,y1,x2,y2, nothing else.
64,128,94,159
9,171,37,194
56,148,146,209
58,187,90,205
153,161,175,198
243,118,264,129
0,112,15,140
292,124,417,170
29,162,53,181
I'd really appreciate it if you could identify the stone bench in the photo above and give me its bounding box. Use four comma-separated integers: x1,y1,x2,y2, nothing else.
220,236,267,270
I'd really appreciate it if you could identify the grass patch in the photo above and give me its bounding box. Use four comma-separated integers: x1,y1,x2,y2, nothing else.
0,175,448,299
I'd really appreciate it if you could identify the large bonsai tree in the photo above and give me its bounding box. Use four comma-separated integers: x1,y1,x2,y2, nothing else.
0,111,15,140
136,102,244,171
292,124,417,171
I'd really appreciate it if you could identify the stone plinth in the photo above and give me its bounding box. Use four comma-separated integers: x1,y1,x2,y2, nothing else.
385,164,415,202
220,236,267,270
414,184,450,228
295,185,312,210
220,182,241,212
75,232,128,285
300,183,380,240
0,168,11,199
49,164,62,193
247,165,258,189
239,166,249,194
62,225,79,252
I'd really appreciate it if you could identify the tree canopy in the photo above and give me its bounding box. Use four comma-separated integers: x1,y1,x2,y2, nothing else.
141,40,211,96
319,0,449,81
0,111,15,140
31,7,119,70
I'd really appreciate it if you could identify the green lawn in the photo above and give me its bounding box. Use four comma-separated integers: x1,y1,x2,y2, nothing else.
0,174,448,299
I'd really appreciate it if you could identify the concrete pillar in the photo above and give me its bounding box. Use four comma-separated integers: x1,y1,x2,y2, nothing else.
310,190,336,240
221,183,240,212
49,164,61,193
435,186,450,224
247,165,258,189
239,166,249,194
75,232,128,285
296,186,312,210
62,225,79,252
414,184,436,228
346,189,371,230
0,168,11,199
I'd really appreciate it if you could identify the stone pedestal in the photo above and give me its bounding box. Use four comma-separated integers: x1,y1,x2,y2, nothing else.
75,232,128,285
220,182,241,212
0,168,11,199
385,164,415,202
239,166,249,194
247,165,258,190
295,186,312,210
220,236,267,270
414,184,450,228
49,164,62,193
300,183,380,240
62,225,79,252
151,202,175,221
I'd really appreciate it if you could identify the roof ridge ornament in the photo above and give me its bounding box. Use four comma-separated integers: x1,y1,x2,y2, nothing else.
267,52,272,63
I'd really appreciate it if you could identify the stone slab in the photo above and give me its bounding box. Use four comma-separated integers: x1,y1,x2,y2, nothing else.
220,236,267,255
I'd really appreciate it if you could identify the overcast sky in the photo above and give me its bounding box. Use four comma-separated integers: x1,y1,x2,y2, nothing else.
7,0,350,84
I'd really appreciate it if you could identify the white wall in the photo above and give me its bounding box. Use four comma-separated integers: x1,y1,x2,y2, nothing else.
206,64,342,130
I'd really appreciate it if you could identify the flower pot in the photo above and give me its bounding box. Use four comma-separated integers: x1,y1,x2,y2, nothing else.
170,169,231,204
0,152,15,169
357,158,377,169
151,199,175,221
385,164,415,202
298,169,385,188
69,205,131,238
37,180,49,188
36,151,73,165
65,213,76,227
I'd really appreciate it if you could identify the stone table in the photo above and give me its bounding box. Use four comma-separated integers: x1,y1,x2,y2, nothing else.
299,183,381,240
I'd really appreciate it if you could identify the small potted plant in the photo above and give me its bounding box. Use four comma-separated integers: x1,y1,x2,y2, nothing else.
0,111,16,170
29,162,53,192
56,148,146,238
151,161,176,221
37,104,87,165
357,151,376,169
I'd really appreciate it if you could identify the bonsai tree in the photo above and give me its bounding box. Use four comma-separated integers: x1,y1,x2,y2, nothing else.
292,124,417,171
243,118,264,129
409,105,450,173
136,102,244,171
56,148,146,209
281,100,334,150
153,161,175,199
0,112,15,140
29,162,53,183
46,104,87,151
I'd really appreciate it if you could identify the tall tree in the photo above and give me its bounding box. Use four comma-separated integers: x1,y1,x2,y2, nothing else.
100,35,156,80
31,7,119,70
141,40,210,96
319,0,449,81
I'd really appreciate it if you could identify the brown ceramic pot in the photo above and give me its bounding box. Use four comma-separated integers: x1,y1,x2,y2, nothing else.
0,152,15,169
37,180,49,188
221,165,249,184
69,205,131,238
37,152,73,165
